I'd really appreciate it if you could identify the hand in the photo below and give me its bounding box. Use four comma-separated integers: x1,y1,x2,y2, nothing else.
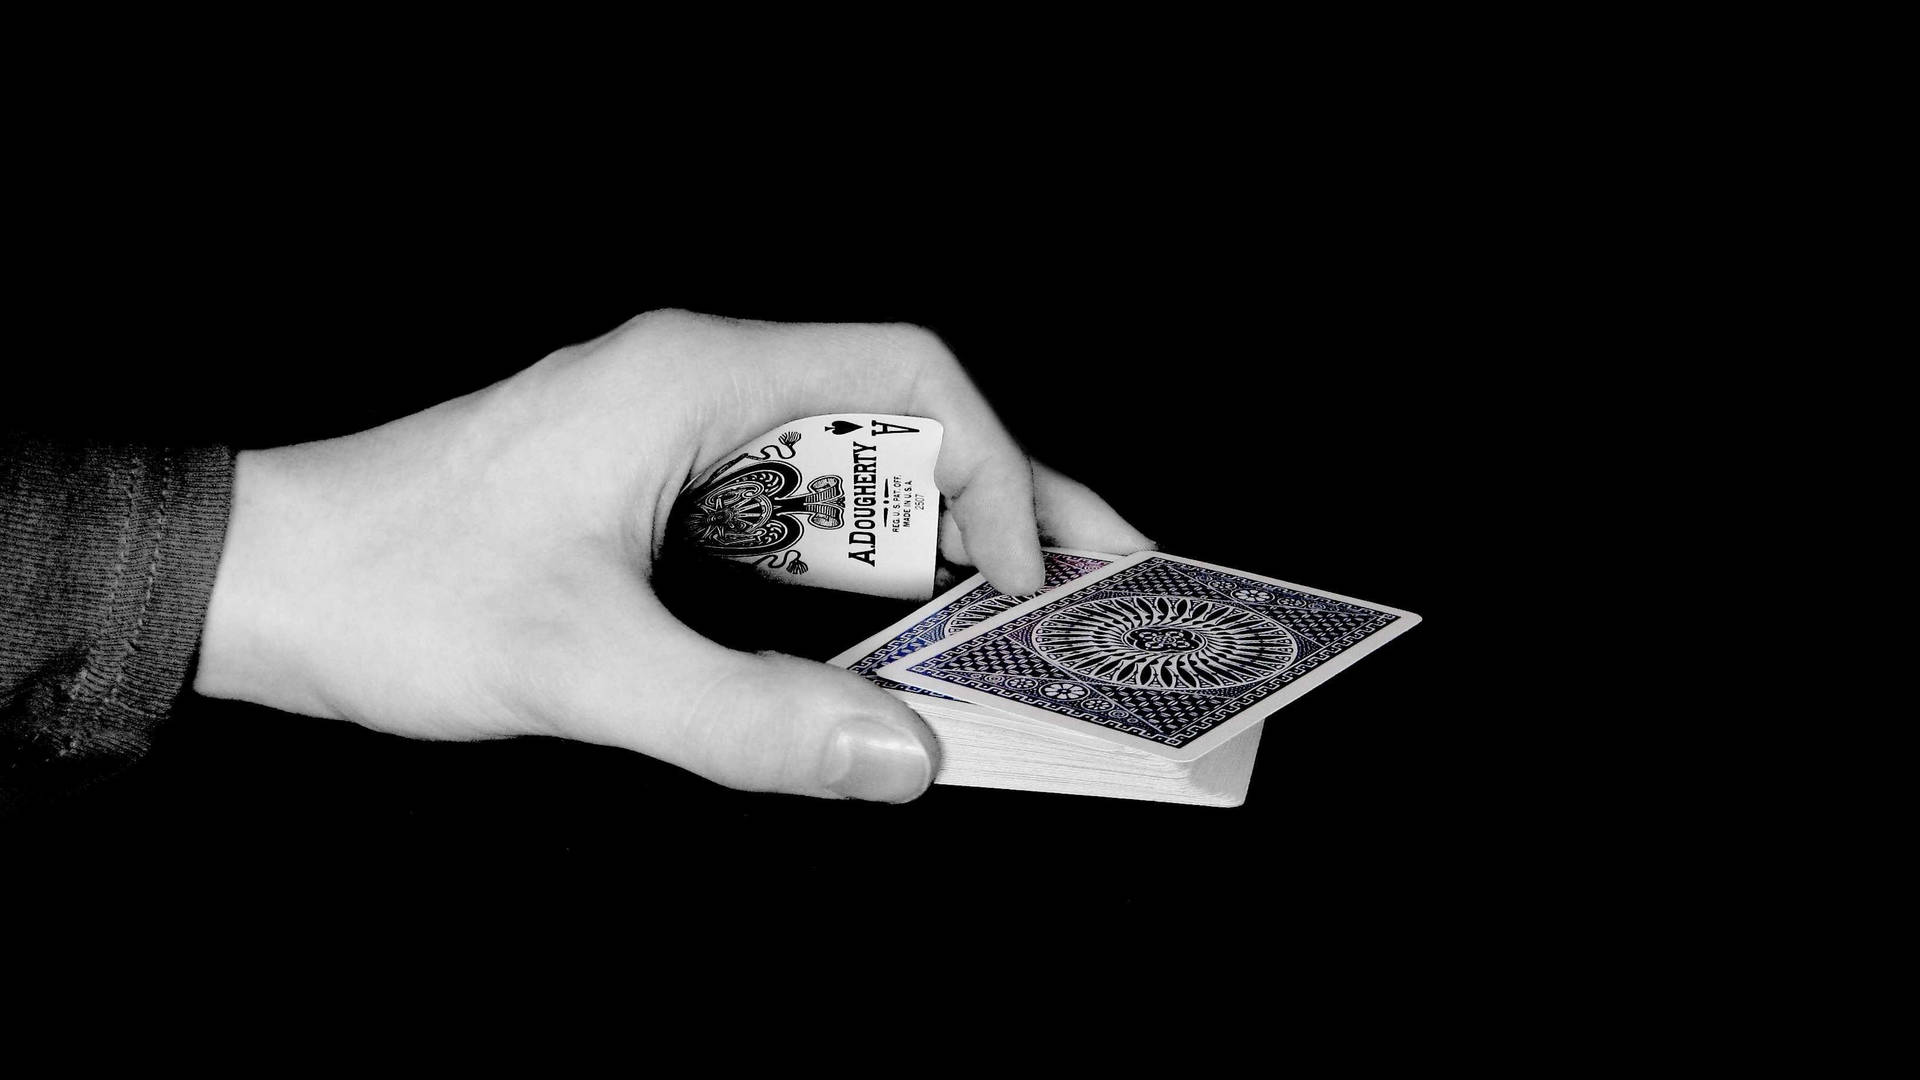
194,310,1151,802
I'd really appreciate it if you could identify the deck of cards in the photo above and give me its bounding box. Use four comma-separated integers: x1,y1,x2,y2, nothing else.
832,549,1419,806
681,415,1421,806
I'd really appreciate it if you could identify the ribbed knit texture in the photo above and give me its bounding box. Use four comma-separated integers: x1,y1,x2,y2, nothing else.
2,436,234,812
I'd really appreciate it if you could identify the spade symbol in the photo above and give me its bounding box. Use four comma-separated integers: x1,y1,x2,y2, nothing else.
826,420,863,435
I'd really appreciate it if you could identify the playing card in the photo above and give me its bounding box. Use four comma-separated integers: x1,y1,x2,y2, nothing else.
876,552,1420,762
830,548,1120,698
677,414,943,600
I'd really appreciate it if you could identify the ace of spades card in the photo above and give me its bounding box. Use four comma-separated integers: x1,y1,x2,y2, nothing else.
675,414,944,600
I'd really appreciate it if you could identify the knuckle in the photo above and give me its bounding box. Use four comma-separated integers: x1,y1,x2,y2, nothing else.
607,308,748,359
883,321,951,362
845,322,955,390
621,307,703,334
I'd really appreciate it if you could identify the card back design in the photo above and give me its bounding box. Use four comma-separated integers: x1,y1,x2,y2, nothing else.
880,553,1418,759
842,549,1114,698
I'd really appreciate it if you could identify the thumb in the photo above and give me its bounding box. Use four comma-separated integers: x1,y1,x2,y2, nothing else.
551,601,940,802
670,650,942,802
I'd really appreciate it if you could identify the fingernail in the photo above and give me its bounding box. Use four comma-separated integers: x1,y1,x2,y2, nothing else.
824,718,933,803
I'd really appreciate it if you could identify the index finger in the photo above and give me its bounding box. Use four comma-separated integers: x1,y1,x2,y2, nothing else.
698,317,1045,594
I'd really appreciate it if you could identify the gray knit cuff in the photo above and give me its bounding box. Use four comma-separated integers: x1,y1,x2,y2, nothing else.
2,440,235,810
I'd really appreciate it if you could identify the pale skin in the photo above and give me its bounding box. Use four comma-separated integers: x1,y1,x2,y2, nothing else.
194,310,1152,802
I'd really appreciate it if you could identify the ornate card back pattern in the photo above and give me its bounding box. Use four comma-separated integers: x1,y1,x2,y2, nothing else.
895,555,1412,751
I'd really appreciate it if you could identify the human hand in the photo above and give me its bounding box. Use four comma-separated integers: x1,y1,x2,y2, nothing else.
193,310,1151,802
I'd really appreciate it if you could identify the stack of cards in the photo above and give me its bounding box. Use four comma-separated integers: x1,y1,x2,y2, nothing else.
680,414,1420,806
831,549,1420,806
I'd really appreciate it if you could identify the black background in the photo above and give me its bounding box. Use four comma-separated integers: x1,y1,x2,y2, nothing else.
9,169,1503,947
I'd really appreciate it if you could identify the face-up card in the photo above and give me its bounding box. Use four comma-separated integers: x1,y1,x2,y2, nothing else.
876,552,1421,761
830,548,1120,698
677,414,943,600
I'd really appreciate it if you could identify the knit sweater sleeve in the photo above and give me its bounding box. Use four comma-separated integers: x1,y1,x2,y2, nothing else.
2,436,235,812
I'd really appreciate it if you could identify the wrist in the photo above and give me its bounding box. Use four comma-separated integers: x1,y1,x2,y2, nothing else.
193,446,339,719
